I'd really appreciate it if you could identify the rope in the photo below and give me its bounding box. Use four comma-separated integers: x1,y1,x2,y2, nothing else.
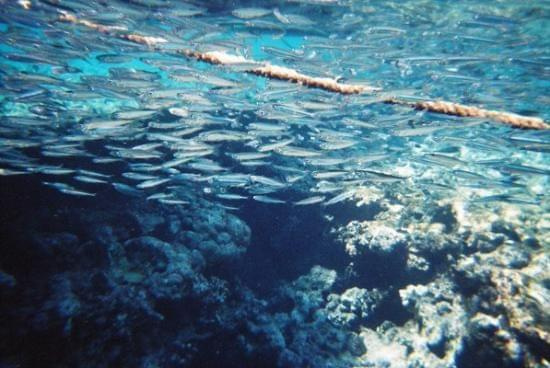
56,12,548,130
180,50,374,94
58,13,166,45
385,99,548,130
18,0,31,10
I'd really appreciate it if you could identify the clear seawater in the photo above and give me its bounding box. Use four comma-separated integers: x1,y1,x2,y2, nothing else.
0,1,548,367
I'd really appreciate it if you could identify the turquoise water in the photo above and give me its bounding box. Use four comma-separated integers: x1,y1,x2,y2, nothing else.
0,1,548,367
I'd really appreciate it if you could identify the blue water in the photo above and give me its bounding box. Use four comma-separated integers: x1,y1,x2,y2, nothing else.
0,1,548,367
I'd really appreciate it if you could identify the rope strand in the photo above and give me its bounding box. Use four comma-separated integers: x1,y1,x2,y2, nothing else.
178,50,374,94
385,99,548,130
57,13,548,130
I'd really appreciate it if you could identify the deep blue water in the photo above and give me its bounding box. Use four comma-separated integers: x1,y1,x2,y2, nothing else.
0,1,549,367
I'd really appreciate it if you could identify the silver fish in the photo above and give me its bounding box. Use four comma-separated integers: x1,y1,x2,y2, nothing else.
312,171,347,179
250,175,287,188
113,110,156,120
82,119,134,131
276,146,321,157
158,198,189,205
74,175,108,184
293,195,325,206
147,193,173,200
188,161,226,172
229,152,271,161
258,138,295,152
252,195,286,204
216,193,248,200
136,178,171,189
324,189,357,206
122,172,158,181
232,7,272,19
59,188,96,197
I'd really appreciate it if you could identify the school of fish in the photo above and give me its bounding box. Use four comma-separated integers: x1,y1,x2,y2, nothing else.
0,0,548,209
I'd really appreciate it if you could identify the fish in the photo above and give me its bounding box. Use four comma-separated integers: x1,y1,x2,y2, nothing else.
250,175,287,188
393,125,445,137
305,157,349,166
418,153,466,168
43,181,95,196
97,54,136,64
472,194,539,205
122,172,158,181
73,175,108,184
258,138,295,152
161,157,192,169
131,143,164,151
293,195,325,206
82,119,135,131
452,169,487,181
199,130,250,143
78,170,111,178
113,110,156,120
146,133,187,143
211,174,251,186
248,123,288,131
147,193,173,200
112,149,163,160
273,11,315,26
173,149,215,159
324,189,357,206
319,140,357,150
262,46,305,60
239,160,268,167
168,107,189,117
144,89,188,99
276,146,321,157
147,121,188,130
59,188,96,197
38,167,76,175
285,174,305,183
158,198,189,205
198,74,240,88
252,195,286,204
188,160,227,172
500,164,549,176
358,170,406,183
232,7,272,19
216,193,248,200
136,178,171,189
273,8,290,24
312,171,347,179
41,149,91,158
93,157,122,164
0,168,28,176
229,152,271,161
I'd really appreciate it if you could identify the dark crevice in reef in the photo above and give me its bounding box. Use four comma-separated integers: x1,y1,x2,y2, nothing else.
344,248,409,290
456,331,523,368
237,197,387,297
238,201,344,296
367,288,414,328
191,331,280,368
325,201,383,227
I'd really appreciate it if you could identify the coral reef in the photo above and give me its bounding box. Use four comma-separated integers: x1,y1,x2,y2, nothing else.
0,184,251,367
329,181,550,368
0,169,548,368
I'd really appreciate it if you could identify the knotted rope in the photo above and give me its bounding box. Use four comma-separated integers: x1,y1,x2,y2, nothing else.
57,12,548,130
